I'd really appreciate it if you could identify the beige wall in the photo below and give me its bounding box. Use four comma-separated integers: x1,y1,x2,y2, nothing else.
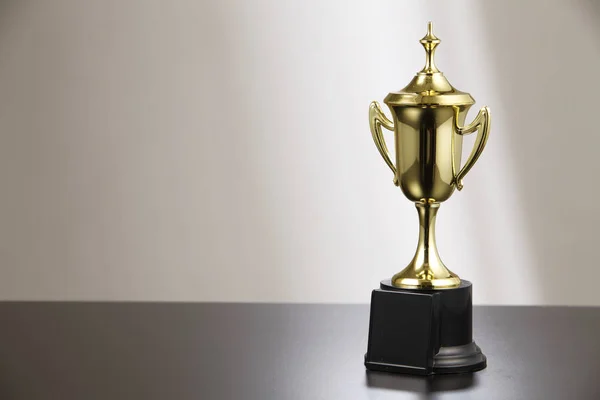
0,0,598,304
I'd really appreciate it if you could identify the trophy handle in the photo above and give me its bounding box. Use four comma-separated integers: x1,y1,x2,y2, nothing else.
369,101,398,186
453,106,491,191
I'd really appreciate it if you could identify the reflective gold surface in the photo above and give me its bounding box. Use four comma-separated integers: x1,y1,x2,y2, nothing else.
369,22,491,289
369,101,398,186
391,200,460,289
384,23,475,107
454,106,491,191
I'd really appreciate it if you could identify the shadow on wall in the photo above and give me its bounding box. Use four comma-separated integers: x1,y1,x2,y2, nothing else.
475,0,600,304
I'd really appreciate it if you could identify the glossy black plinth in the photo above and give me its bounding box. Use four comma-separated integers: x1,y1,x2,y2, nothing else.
365,279,486,375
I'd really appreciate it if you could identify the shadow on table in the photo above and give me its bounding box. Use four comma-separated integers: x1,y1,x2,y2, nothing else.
365,371,477,394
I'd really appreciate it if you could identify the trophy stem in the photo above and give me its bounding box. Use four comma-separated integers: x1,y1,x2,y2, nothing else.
391,200,460,289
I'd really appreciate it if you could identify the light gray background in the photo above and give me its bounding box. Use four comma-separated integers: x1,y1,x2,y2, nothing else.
0,0,598,304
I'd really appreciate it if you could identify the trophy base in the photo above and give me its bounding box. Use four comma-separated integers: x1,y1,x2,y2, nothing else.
364,280,486,375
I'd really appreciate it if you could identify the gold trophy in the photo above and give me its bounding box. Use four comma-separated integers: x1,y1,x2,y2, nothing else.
365,23,489,375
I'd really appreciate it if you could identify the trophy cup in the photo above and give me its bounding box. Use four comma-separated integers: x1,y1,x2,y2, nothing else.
364,23,490,375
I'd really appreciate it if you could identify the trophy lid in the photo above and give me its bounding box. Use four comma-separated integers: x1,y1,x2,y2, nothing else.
384,22,475,107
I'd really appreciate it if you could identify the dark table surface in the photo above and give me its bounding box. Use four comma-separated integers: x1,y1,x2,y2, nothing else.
0,303,599,400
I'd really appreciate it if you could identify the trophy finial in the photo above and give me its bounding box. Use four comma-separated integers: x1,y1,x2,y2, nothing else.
420,22,441,73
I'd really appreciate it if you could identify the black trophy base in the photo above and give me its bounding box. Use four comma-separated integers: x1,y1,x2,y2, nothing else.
364,280,486,375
